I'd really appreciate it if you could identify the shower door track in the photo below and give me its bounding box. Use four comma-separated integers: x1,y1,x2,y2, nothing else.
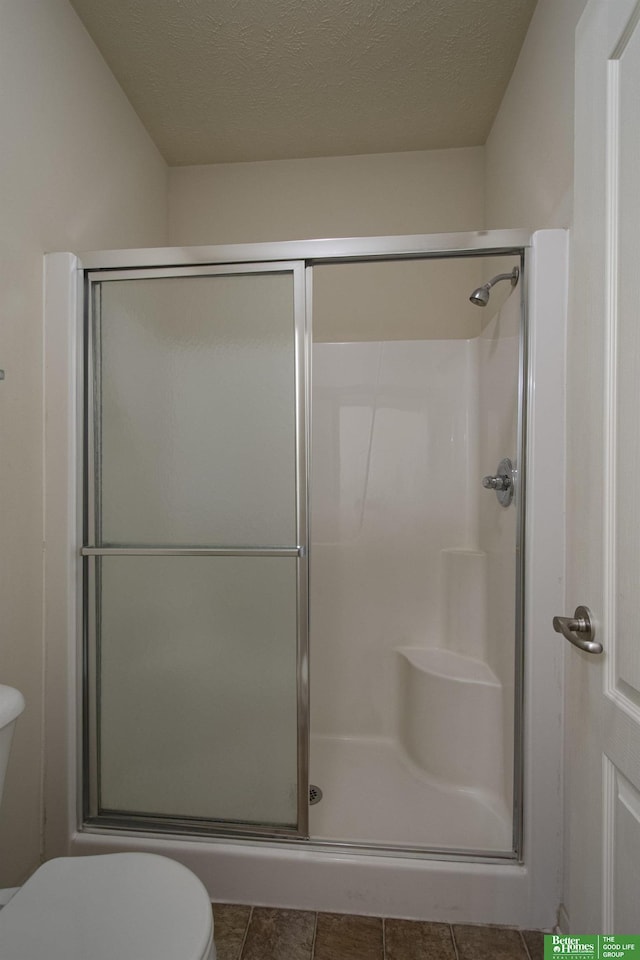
81,814,520,864
78,229,530,864
79,230,530,271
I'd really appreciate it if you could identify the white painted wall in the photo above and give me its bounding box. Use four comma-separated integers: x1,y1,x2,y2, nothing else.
167,148,484,245
0,0,167,886
484,0,588,230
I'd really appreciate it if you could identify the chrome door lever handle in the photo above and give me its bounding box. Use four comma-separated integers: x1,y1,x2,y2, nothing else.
552,606,602,654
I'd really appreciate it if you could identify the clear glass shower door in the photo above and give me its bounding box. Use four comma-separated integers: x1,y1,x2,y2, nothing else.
83,263,308,836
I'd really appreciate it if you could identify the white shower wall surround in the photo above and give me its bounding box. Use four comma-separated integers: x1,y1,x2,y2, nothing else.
310,313,518,850
43,230,567,930
311,338,478,739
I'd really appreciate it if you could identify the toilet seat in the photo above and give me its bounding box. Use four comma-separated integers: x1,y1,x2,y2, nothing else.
0,853,214,960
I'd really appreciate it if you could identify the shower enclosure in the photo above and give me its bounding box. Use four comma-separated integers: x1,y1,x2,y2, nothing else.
43,229,567,927
308,254,522,853
80,238,524,859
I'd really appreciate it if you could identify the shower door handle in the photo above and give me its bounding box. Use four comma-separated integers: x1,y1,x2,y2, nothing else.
552,606,602,654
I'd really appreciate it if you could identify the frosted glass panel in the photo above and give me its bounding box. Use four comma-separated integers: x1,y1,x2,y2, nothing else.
98,556,298,826
96,272,296,545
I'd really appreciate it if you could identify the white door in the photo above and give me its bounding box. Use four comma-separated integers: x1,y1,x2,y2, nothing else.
566,0,640,934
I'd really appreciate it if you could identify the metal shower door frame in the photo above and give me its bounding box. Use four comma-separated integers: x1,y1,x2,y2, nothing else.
78,228,530,861
81,260,311,840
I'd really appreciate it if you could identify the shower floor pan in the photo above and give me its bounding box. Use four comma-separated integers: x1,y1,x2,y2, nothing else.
309,734,511,852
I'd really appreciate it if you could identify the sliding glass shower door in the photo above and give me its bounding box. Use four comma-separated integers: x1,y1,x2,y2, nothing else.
83,263,308,836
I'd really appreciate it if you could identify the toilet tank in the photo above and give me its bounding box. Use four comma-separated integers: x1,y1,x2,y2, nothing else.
0,686,25,808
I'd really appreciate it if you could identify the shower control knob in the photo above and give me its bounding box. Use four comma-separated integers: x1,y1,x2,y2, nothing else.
482,475,510,490
482,458,515,507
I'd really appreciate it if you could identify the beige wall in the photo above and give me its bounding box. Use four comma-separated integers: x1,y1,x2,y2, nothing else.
484,0,587,230
313,258,484,342
0,0,167,886
168,148,484,245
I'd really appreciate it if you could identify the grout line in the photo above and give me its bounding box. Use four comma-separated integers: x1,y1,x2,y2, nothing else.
450,923,461,960
520,930,534,960
238,905,253,959
230,905,538,960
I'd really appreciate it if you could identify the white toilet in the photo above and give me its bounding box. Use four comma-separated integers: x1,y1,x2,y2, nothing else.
0,685,216,959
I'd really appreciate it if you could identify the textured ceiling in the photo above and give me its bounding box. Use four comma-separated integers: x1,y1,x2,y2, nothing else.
69,0,537,166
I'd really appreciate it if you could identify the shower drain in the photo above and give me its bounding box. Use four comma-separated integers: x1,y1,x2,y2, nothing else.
309,784,323,805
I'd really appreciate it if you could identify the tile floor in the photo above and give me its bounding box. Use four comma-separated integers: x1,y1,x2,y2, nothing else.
212,904,546,960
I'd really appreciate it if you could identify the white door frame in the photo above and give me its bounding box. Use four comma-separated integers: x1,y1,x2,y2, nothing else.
563,0,640,934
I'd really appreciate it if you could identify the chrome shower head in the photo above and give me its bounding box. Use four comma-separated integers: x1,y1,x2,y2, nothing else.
469,266,519,307
470,285,491,306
